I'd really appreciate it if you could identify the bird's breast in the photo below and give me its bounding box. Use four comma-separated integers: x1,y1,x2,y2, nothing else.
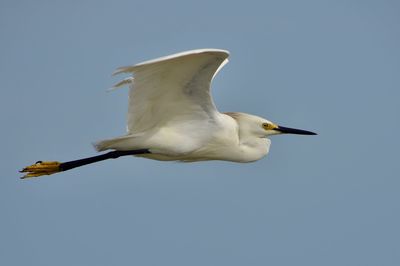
234,138,271,162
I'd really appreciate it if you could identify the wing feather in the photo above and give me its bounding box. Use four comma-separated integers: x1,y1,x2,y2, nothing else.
113,49,229,133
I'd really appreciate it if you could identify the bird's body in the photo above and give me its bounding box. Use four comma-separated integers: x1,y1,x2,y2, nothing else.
98,112,270,163
20,49,316,178
94,49,273,163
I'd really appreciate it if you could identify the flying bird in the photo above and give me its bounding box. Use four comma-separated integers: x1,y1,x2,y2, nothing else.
20,49,316,178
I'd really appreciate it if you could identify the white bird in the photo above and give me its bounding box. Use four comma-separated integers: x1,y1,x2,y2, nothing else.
20,49,316,178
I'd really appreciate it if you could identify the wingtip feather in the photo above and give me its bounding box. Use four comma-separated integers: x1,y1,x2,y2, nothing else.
112,66,134,76
107,77,134,91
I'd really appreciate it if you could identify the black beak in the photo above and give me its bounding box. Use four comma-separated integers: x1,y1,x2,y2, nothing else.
276,126,317,135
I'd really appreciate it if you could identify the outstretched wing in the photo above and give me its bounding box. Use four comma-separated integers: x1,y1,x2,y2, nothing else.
112,49,229,134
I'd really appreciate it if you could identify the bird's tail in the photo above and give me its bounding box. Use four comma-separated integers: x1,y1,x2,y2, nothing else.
93,135,140,152
93,138,118,152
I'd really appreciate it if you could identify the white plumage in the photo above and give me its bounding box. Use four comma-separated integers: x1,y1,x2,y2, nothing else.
94,49,315,162
20,49,316,178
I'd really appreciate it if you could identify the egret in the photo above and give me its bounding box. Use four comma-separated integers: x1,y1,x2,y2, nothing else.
20,49,316,178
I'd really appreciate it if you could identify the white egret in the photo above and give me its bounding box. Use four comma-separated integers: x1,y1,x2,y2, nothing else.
20,49,316,178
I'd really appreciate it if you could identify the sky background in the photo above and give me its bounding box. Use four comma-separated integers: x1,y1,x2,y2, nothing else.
1,0,399,265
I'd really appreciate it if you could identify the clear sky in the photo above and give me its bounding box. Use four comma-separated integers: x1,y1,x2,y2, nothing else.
1,0,399,265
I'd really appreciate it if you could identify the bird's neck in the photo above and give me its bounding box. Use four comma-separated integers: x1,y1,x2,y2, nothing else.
238,137,271,162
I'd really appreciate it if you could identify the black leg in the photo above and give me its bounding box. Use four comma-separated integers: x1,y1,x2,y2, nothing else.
60,149,151,171
20,149,151,179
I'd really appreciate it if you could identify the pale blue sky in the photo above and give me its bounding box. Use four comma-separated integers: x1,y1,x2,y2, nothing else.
1,0,399,265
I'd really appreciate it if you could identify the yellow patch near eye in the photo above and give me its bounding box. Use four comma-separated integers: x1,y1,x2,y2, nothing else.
262,123,278,130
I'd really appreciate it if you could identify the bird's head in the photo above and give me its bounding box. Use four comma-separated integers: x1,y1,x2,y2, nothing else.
226,112,317,138
261,120,317,136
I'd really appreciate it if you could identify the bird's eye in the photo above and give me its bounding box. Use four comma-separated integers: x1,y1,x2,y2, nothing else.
262,122,277,130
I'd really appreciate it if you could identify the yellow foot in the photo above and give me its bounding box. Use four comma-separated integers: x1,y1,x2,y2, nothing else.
20,161,61,179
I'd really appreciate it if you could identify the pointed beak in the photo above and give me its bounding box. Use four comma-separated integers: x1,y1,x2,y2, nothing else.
276,125,317,135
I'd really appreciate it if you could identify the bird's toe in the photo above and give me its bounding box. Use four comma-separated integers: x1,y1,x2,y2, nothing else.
20,161,61,179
